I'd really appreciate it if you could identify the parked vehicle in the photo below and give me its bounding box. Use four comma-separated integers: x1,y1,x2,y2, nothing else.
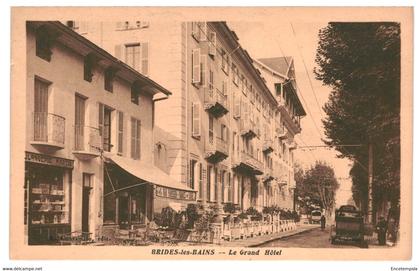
331,205,366,247
309,210,322,224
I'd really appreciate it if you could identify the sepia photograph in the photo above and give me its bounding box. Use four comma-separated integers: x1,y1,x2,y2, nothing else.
7,6,414,263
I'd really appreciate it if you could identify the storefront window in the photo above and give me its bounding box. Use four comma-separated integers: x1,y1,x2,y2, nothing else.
27,163,70,225
103,170,117,224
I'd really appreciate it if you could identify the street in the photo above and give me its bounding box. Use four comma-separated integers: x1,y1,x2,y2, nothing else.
259,227,363,248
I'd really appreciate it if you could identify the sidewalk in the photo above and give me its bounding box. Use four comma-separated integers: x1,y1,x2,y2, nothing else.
218,224,318,247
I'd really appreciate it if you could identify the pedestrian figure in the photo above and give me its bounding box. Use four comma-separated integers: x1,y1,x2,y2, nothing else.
376,216,387,246
320,214,326,231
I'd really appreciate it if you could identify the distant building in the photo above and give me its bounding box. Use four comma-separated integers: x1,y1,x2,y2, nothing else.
25,21,194,245
69,20,306,213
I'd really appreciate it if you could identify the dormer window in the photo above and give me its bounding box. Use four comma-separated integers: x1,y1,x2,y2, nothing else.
35,26,52,62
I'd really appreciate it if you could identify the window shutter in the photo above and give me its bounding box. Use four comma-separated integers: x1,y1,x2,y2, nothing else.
234,93,241,119
115,44,122,60
98,103,104,136
131,118,135,158
141,42,149,76
136,120,141,159
208,69,214,90
192,49,201,84
192,102,201,137
208,31,216,56
117,111,124,154
200,54,206,85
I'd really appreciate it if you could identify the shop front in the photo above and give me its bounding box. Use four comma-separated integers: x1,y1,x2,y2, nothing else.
101,153,196,235
24,151,73,245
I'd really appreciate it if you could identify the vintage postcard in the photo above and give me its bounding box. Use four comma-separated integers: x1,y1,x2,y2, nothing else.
9,6,413,260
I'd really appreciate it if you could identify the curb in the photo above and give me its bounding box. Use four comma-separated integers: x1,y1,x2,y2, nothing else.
248,227,318,247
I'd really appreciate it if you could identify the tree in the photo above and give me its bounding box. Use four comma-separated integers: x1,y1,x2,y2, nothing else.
295,161,339,217
314,23,400,220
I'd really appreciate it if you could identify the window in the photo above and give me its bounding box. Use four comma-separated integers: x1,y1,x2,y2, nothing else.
208,30,217,57
221,170,225,203
208,68,214,90
125,44,140,71
227,173,232,202
84,55,94,82
232,64,239,86
104,67,115,92
192,49,201,84
74,94,86,151
131,118,141,159
192,103,201,138
131,86,140,105
221,49,229,75
117,111,124,155
33,78,50,142
189,159,197,189
191,22,201,41
207,165,212,201
198,163,203,200
208,115,214,143
124,43,149,75
35,26,52,61
98,104,113,152
221,124,228,143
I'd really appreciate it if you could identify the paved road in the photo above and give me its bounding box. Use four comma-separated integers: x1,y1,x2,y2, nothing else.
259,227,363,248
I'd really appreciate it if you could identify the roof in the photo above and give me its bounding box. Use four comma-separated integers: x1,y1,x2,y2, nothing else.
27,21,172,97
258,57,293,78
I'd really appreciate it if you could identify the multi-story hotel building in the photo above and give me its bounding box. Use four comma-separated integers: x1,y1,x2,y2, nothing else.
254,57,307,210
74,21,305,213
24,21,195,245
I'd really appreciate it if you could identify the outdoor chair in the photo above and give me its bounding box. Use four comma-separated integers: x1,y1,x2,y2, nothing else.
57,231,93,245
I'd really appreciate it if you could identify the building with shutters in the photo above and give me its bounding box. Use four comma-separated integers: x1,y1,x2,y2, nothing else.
70,21,306,214
24,21,197,245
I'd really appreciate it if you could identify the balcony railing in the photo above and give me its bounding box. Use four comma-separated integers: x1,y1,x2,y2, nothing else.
204,88,228,117
240,118,257,138
205,136,229,163
32,112,65,150
263,139,274,153
232,151,263,175
73,125,101,159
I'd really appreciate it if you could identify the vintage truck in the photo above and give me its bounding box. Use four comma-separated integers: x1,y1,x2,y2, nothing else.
331,205,366,247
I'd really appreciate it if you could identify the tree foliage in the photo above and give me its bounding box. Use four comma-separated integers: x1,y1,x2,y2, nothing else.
314,23,400,216
295,161,339,216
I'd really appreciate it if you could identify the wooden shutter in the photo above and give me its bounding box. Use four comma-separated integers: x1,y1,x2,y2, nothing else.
208,31,216,56
117,111,124,154
136,120,141,159
141,42,149,76
130,118,135,158
192,49,201,84
114,44,122,60
200,54,206,85
234,93,241,119
98,103,104,136
192,102,201,137
208,69,214,90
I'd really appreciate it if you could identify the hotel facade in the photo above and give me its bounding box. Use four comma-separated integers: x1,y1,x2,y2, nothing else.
75,21,306,214
24,21,195,245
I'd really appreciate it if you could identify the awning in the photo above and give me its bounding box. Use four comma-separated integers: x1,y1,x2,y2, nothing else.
103,152,195,192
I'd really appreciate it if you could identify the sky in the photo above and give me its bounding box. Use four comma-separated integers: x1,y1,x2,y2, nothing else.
228,20,354,206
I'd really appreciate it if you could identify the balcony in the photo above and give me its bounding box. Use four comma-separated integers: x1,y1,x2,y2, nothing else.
262,139,274,153
276,128,288,140
31,112,65,152
204,88,228,118
263,166,274,182
205,136,229,163
288,141,297,150
240,119,257,139
73,125,101,160
232,151,263,175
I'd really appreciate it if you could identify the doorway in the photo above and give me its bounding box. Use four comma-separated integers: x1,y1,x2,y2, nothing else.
82,173,93,233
